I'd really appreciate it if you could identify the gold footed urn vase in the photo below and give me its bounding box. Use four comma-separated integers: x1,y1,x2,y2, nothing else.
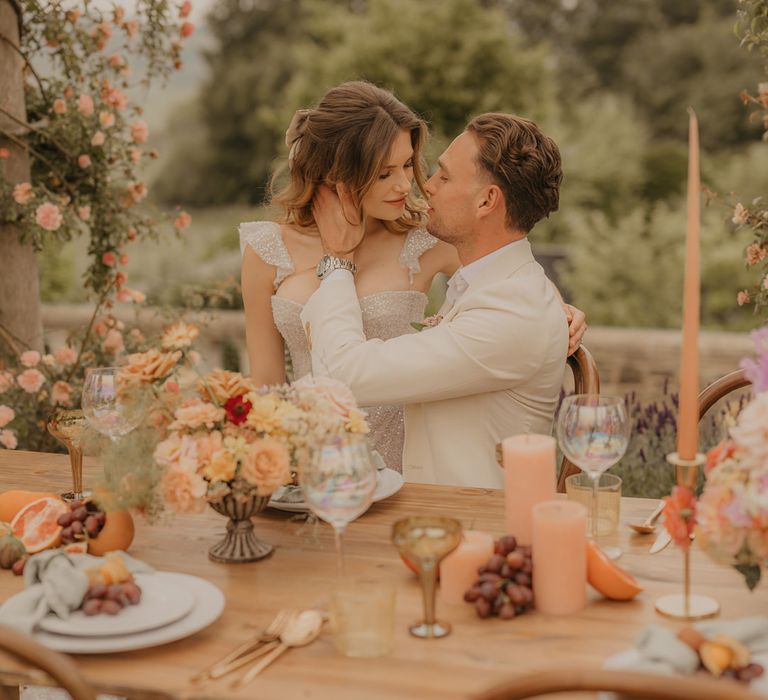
207,492,273,563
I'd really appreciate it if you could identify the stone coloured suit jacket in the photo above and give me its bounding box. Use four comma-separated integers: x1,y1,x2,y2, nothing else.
300,240,568,488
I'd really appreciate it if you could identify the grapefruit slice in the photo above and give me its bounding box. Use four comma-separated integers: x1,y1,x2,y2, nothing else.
10,497,69,554
0,490,58,523
586,540,643,601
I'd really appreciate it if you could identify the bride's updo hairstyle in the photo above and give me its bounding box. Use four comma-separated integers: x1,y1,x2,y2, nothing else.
271,81,428,235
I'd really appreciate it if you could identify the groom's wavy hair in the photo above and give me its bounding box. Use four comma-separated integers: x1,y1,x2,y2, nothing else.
270,81,428,235
466,113,562,233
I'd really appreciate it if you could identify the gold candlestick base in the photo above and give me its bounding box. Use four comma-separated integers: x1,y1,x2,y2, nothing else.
653,452,719,622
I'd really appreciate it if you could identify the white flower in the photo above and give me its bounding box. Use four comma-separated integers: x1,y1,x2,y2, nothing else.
730,392,768,463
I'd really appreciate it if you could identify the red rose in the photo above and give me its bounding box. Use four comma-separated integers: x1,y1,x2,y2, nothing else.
225,395,252,425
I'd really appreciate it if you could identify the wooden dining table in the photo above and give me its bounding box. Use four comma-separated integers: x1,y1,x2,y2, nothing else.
0,449,765,700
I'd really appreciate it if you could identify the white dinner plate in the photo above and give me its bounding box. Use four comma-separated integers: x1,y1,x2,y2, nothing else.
268,467,404,514
32,572,225,654
603,648,768,697
38,572,195,637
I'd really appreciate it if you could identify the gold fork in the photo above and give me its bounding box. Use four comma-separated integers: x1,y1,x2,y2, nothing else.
190,609,295,684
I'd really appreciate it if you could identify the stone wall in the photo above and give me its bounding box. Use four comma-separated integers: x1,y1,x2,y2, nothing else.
41,305,754,401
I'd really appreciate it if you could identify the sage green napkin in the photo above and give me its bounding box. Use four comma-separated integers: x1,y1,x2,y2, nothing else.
0,549,153,634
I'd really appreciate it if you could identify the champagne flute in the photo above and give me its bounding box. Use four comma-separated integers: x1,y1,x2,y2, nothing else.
47,408,91,502
556,394,630,560
300,434,377,578
81,367,148,442
391,516,462,639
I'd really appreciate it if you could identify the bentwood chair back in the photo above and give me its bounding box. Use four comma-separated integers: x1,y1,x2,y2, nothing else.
0,624,97,700
698,368,750,420
474,668,764,700
556,345,600,492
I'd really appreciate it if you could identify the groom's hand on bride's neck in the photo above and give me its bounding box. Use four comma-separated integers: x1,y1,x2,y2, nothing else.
312,184,363,260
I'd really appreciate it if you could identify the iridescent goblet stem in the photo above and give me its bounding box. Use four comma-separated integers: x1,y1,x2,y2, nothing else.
47,408,90,502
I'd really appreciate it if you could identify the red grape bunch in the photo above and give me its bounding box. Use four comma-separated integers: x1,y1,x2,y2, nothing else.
57,500,107,546
81,581,142,616
463,534,534,620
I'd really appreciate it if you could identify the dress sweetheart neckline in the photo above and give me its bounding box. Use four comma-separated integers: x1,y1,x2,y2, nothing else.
271,289,428,308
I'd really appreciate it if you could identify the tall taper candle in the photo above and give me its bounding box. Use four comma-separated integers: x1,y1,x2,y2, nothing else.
677,108,700,461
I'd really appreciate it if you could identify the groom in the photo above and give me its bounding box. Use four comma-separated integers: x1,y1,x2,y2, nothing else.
301,113,572,488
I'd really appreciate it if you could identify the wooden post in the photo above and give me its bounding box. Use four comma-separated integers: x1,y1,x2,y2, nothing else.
0,0,44,352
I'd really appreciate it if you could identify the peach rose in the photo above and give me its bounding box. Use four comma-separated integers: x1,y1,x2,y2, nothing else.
53,98,67,114
51,380,73,406
17,369,45,393
180,0,192,18
154,433,198,470
293,375,358,418
130,120,149,144
53,346,77,365
99,111,115,128
180,21,195,37
161,321,199,350
35,202,62,231
203,449,237,483
102,328,125,354
119,348,181,386
77,94,94,116
0,406,15,428
170,399,225,431
196,430,223,465
78,154,92,169
117,288,145,303
12,182,33,205
0,372,14,393
239,438,291,496
0,430,17,450
102,251,117,266
197,369,254,404
91,131,106,146
161,466,207,513
20,350,40,367
174,211,192,229
119,253,128,266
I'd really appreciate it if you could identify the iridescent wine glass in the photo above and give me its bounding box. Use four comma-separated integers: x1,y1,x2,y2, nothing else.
47,408,91,502
391,516,462,639
81,367,148,443
300,434,377,578
556,394,630,559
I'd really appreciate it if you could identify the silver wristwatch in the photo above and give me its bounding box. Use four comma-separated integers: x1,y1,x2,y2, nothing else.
316,254,357,279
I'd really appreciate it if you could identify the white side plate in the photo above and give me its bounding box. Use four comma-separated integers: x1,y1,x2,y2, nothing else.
38,573,195,637
32,573,225,654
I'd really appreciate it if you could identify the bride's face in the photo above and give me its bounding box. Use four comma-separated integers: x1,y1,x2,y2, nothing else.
360,130,414,222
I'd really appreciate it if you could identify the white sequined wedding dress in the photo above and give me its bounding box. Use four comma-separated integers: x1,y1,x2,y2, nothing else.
239,221,438,472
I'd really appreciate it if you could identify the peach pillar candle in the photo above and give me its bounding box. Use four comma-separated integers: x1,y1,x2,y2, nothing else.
532,500,587,615
677,108,701,461
502,434,557,546
440,530,495,605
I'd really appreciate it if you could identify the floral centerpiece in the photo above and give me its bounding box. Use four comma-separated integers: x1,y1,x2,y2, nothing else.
695,326,768,590
106,354,370,562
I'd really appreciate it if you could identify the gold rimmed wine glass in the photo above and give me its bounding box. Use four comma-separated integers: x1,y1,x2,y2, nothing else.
392,516,462,639
47,408,91,502
81,367,148,443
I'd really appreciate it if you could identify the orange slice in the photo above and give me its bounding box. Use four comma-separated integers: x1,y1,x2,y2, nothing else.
586,540,643,601
10,497,68,554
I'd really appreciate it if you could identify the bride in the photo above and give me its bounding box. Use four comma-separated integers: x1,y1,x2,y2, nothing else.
240,81,584,472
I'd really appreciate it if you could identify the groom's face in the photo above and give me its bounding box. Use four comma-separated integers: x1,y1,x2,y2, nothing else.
424,131,483,245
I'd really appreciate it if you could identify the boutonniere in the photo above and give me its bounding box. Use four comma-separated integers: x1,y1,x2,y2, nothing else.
411,314,443,332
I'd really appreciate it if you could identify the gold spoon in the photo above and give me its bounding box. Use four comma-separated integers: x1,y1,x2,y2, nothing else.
628,500,665,534
231,610,324,688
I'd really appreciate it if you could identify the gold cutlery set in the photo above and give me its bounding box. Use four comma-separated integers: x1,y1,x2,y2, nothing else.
191,609,325,688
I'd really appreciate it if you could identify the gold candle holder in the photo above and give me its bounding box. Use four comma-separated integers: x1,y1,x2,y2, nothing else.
654,452,719,621
47,408,91,502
